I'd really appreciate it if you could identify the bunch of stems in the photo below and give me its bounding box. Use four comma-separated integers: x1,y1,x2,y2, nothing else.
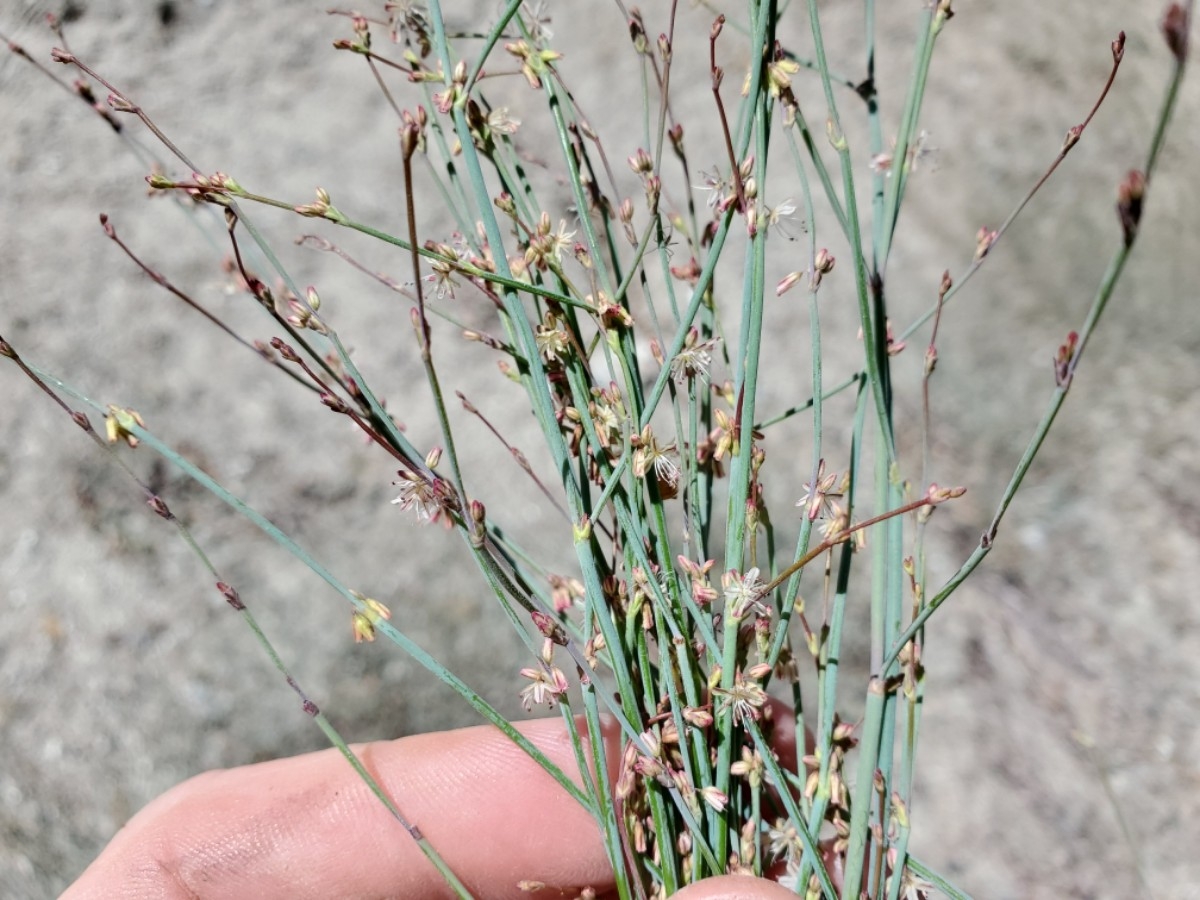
2,1,1192,897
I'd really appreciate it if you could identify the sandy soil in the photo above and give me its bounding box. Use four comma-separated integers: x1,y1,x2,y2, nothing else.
1,1,1198,897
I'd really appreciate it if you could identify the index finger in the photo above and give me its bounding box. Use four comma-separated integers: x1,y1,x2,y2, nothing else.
63,715,619,900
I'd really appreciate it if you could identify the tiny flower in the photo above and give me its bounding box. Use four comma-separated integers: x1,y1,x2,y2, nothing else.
627,147,654,175
908,129,937,172
729,745,765,787
295,187,331,217
767,818,805,864
589,291,634,331
547,572,585,614
899,865,936,900
104,405,146,448
811,248,836,291
678,555,719,607
545,219,575,263
631,425,680,488
504,39,562,89
973,225,999,261
524,212,576,271
820,503,849,542
925,482,966,504
518,664,569,711
669,327,719,384
669,256,701,284
699,785,728,812
364,596,392,621
521,0,554,42
350,592,392,643
391,470,446,521
796,459,842,521
766,57,800,97
634,751,666,782
722,567,768,620
534,315,571,364
885,319,906,356
713,670,769,724
588,389,625,450
712,406,738,459
776,860,803,892
694,167,729,209
761,197,802,239
351,610,377,643
486,106,521,135
424,239,461,299
776,270,804,297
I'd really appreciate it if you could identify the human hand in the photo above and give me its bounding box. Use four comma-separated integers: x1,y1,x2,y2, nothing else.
63,717,789,899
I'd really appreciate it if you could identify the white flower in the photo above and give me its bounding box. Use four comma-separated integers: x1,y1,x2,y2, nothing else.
762,197,804,240
722,567,768,619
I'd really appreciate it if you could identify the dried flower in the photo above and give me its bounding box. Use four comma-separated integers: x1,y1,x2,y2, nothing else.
1054,330,1079,387
1162,5,1190,63
1117,169,1146,248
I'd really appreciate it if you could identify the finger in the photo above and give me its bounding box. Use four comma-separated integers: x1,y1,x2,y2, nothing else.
672,874,799,900
63,715,620,900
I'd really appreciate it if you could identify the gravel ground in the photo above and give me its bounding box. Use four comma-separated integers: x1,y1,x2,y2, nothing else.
2,1,1198,897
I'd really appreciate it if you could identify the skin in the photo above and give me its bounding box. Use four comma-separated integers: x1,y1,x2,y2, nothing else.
63,716,787,900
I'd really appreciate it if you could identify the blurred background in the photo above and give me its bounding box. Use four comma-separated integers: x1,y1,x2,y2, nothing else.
2,1,1198,897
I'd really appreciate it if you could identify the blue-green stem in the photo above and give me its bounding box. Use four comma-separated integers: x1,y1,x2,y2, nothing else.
714,45,774,868
462,0,523,95
908,855,977,900
798,378,868,888
840,677,887,900
39,369,593,816
804,0,895,465
878,6,944,268
746,719,837,899
582,685,634,900
10,351,476,896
